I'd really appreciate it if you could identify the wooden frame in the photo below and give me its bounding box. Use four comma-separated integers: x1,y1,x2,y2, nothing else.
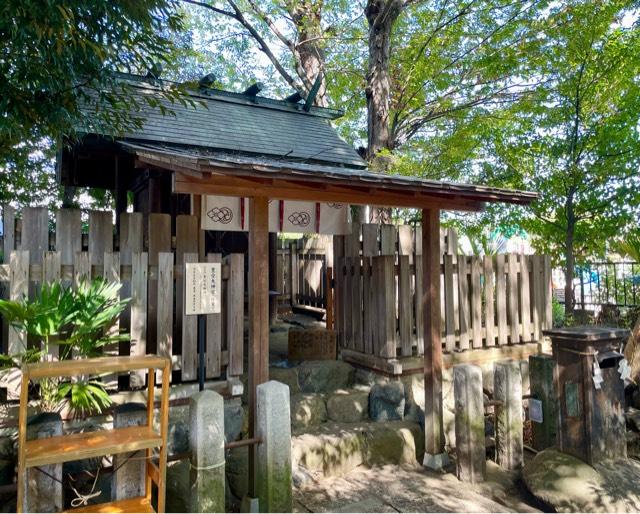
17,355,171,513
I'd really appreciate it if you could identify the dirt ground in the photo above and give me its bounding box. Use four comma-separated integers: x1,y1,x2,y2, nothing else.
294,461,545,513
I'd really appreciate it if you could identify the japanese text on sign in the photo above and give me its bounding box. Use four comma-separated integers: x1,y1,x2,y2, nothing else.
185,262,221,315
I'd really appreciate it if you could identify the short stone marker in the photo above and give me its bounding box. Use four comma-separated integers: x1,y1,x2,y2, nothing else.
112,403,146,501
494,360,524,470
189,390,225,513
453,364,486,482
256,380,292,513
24,412,63,513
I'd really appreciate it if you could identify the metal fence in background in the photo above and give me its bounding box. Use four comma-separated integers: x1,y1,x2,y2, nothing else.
571,261,640,309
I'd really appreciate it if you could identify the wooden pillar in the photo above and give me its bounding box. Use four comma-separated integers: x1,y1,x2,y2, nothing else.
422,208,449,469
248,196,270,498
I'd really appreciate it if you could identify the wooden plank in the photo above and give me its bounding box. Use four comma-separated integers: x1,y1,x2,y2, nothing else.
290,241,299,305
507,253,520,344
422,208,445,458
20,207,48,264
351,254,363,352
175,215,198,371
8,251,28,356
42,251,61,359
65,496,153,514
333,236,345,349
399,255,412,357
88,211,113,266
157,252,174,383
55,209,81,266
180,253,198,382
23,354,168,379
2,205,15,262
443,255,455,352
520,255,532,342
380,225,396,255
103,252,120,388
496,255,508,346
484,256,496,347
147,213,170,357
531,255,542,341
24,425,161,467
206,253,223,378
398,225,414,259
379,255,396,358
247,197,269,498
543,255,553,329
362,224,378,355
73,252,91,286
343,256,353,349
414,227,424,355
130,252,148,388
471,256,483,349
226,253,244,377
458,255,470,350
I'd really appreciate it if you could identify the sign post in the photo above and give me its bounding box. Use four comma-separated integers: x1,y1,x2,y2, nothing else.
184,262,222,391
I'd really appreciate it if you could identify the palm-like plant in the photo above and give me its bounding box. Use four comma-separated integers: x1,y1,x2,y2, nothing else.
612,231,640,262
0,279,130,415
465,231,508,256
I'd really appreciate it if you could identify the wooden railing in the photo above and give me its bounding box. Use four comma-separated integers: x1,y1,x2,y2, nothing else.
1,206,244,397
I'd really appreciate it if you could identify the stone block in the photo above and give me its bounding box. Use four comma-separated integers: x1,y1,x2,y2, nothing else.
225,446,248,500
256,381,292,513
112,403,146,502
529,354,557,451
326,390,369,423
224,399,244,443
189,390,225,513
297,361,355,393
453,364,486,483
24,412,63,513
291,394,327,429
269,367,300,395
369,381,405,422
494,361,523,470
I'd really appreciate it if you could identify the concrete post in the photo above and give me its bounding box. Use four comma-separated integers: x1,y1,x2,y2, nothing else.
189,390,225,513
529,354,557,451
453,364,486,483
112,403,146,501
256,381,292,513
24,412,63,513
494,361,523,470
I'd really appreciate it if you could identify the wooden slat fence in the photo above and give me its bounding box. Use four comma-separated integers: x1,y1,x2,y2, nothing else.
0,206,245,397
334,223,552,358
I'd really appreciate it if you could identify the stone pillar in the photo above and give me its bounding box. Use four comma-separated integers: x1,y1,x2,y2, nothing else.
24,412,63,513
453,364,486,483
494,361,524,470
112,403,146,501
529,354,557,451
256,381,292,513
189,390,225,513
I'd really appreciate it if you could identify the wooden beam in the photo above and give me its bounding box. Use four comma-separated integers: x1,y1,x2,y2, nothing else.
248,196,270,497
422,208,447,468
173,171,484,212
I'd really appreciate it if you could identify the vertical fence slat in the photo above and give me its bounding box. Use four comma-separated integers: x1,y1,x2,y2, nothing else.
290,241,299,306
8,251,29,355
226,253,244,377
206,253,222,378
458,255,470,350
378,255,396,358
181,253,198,382
20,207,48,264
471,257,483,349
343,256,353,350
42,252,61,359
147,213,171,357
399,255,412,356
532,255,542,341
496,255,507,346
55,209,81,266
380,225,396,255
130,252,148,388
157,252,174,383
103,252,120,388
414,227,424,355
543,255,553,329
508,254,520,344
176,215,199,379
520,255,532,342
362,224,378,354
2,205,15,262
333,236,345,348
88,211,113,267
484,256,496,347
74,252,91,285
443,254,456,352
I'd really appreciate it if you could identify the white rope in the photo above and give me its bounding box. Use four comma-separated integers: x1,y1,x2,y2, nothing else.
189,460,225,471
70,467,102,508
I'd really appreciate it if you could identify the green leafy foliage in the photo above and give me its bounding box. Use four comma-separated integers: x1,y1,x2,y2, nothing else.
612,230,640,262
0,278,130,415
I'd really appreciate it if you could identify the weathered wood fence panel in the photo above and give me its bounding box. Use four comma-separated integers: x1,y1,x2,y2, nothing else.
0,206,245,394
334,223,552,358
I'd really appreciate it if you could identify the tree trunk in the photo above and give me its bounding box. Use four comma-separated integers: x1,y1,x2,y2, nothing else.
564,198,576,318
